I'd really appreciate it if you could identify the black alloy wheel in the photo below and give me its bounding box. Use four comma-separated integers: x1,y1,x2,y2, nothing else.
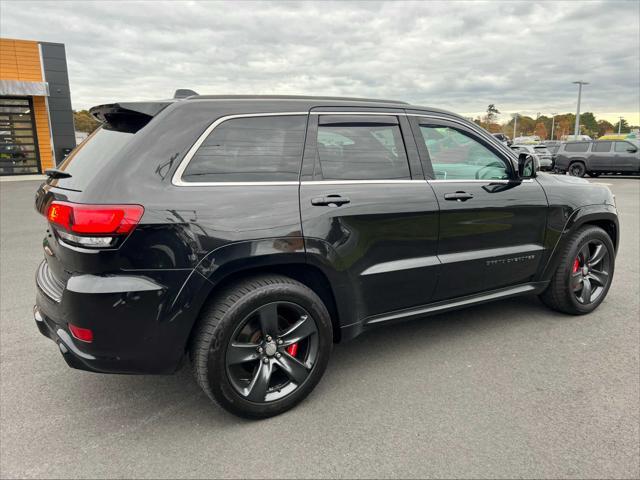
540,225,615,315
569,162,586,177
191,275,333,418
225,301,319,402
569,240,611,305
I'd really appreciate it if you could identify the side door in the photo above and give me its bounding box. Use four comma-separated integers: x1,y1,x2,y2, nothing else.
299,109,440,319
408,114,549,301
590,141,612,171
613,141,640,172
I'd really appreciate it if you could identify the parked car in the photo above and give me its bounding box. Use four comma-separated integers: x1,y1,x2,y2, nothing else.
562,134,592,142
510,144,554,171
34,93,618,418
491,132,512,146
555,140,640,177
542,141,562,164
513,135,541,144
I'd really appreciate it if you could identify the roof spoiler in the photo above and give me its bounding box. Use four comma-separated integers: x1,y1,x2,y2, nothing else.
89,101,173,122
89,101,174,133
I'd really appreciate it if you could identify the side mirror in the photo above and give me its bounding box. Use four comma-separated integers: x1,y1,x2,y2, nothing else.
518,153,538,178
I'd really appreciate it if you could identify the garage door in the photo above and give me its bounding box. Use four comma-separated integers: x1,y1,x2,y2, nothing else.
0,97,40,175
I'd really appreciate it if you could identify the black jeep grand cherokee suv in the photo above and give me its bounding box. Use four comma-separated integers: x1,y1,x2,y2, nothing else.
34,94,618,418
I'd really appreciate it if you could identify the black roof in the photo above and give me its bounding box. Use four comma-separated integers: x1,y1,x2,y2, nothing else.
91,93,458,122
187,94,409,105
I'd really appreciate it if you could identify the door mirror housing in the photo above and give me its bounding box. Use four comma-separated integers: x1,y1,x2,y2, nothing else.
517,153,538,178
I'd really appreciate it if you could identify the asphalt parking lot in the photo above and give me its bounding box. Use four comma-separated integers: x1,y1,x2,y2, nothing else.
1,177,638,479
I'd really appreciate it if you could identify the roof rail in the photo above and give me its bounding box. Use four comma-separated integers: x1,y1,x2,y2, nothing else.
187,94,409,104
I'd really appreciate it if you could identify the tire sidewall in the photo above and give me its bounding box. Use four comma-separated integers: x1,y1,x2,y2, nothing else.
561,227,615,314
569,162,586,177
205,282,332,418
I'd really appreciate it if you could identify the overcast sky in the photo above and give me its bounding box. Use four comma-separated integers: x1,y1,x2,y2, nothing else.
2,0,639,124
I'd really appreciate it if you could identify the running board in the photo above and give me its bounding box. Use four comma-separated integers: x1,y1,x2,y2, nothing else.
364,282,547,326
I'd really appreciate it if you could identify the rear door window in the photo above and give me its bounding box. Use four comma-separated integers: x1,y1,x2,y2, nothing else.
592,142,612,152
564,142,590,152
315,116,410,180
182,115,307,182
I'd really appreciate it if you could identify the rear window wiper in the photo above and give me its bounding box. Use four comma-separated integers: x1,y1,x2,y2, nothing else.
44,168,72,179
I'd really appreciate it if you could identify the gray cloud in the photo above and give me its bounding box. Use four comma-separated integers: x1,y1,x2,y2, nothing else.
2,0,638,123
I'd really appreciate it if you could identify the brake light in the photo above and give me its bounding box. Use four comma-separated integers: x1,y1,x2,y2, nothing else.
68,323,93,343
47,202,144,234
46,201,144,248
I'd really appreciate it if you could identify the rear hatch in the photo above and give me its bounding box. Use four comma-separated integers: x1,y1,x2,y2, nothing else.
35,101,171,292
533,145,552,158
43,102,170,192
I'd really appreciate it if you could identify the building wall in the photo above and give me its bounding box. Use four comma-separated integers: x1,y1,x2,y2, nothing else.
0,38,74,172
0,38,42,82
32,96,54,170
40,43,75,164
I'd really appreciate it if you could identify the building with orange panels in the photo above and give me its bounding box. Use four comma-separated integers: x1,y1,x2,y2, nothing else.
0,38,75,175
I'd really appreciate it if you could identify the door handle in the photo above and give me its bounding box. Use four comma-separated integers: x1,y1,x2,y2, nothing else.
311,195,351,207
444,191,474,201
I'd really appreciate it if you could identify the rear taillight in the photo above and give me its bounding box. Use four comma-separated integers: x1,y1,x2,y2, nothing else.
46,201,144,248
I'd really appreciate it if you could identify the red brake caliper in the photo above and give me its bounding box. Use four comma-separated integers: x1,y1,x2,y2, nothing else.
573,256,581,273
286,343,299,357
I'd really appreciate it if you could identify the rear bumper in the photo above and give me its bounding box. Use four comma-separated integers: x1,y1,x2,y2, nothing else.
34,260,200,374
34,304,108,373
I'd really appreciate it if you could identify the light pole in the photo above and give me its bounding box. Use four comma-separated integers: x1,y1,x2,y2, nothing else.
513,113,518,140
573,81,589,137
550,112,557,140
618,116,623,135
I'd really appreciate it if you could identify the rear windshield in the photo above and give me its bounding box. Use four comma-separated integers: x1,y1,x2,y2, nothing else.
49,125,136,191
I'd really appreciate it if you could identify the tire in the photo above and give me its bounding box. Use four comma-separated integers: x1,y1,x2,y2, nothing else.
190,274,333,419
540,225,615,315
568,162,586,177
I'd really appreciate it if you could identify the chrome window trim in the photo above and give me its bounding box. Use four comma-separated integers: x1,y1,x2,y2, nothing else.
302,179,427,185
172,112,308,187
428,179,534,184
173,181,301,187
310,111,405,116
172,110,524,187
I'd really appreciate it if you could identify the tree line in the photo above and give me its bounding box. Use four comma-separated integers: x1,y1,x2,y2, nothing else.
73,110,101,133
474,104,637,140
73,106,637,140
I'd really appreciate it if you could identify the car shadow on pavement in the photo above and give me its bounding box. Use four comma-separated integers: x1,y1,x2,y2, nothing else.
62,294,566,428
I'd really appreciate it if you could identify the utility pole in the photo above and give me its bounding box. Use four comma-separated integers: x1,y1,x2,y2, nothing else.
618,117,623,135
572,81,589,137
550,112,557,140
513,114,518,140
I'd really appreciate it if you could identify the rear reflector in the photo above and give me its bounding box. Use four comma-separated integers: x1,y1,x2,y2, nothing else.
68,323,93,343
47,202,144,234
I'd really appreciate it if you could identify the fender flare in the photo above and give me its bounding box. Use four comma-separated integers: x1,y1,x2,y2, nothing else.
174,236,359,348
539,204,618,281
